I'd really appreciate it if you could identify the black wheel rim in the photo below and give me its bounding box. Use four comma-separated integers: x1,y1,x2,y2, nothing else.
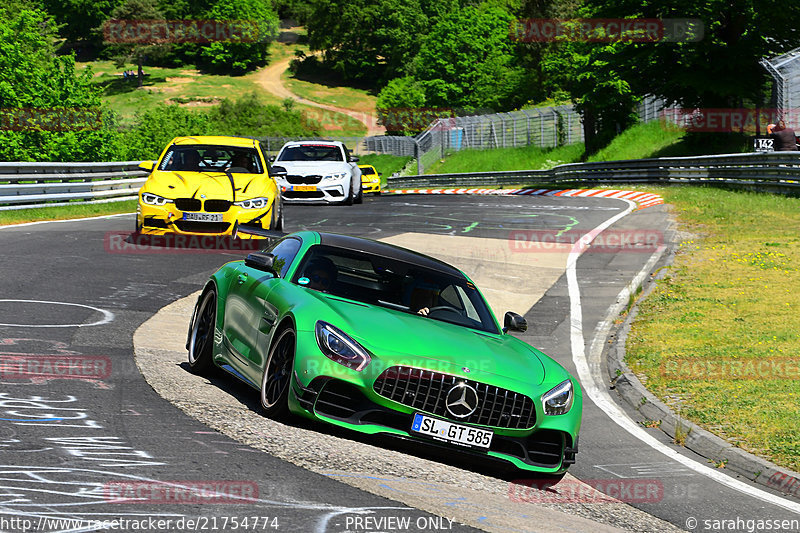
189,293,214,363
262,331,294,408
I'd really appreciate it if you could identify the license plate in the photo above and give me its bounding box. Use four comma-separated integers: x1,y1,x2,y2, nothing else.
411,413,493,449
183,212,223,222
294,185,317,192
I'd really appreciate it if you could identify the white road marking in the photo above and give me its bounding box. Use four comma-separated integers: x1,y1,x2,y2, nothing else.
0,212,132,230
0,300,114,328
567,199,800,514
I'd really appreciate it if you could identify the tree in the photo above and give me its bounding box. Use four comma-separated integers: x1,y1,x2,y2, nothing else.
376,77,427,135
411,5,528,111
0,6,122,162
196,0,279,73
103,0,169,87
42,0,121,45
306,0,438,83
584,0,800,109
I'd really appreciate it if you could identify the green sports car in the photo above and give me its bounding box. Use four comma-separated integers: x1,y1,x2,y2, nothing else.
187,230,581,475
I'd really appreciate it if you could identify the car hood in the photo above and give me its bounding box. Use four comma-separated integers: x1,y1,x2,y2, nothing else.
300,291,547,388
273,161,351,175
145,170,273,201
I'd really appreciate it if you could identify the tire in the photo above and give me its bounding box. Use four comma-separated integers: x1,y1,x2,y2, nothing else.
187,289,217,375
260,327,296,418
275,199,284,231
269,199,284,231
354,183,363,204
343,184,353,206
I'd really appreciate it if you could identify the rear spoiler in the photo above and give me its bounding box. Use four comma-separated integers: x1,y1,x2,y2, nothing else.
231,222,286,240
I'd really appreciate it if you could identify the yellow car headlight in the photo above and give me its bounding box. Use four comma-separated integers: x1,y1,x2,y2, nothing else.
141,192,172,206
234,197,270,210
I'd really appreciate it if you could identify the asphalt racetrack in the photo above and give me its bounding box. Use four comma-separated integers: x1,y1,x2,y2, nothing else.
1,193,798,533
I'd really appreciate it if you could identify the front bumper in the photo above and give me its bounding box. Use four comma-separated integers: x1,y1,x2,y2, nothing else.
362,179,381,194
278,181,350,203
288,333,580,473
137,200,273,238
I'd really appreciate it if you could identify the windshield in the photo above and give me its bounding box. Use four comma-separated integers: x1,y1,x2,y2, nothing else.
277,145,344,162
293,245,499,334
159,145,264,173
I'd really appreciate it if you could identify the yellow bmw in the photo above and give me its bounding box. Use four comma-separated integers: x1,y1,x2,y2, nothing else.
136,136,283,238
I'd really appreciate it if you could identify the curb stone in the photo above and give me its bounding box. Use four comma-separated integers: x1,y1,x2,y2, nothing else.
604,210,800,501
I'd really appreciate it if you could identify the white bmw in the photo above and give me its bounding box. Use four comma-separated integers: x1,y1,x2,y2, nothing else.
271,141,363,205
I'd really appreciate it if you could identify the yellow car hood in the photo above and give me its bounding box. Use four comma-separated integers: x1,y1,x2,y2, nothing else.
145,170,274,201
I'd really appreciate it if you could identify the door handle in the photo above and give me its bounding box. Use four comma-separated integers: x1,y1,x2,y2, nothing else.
237,273,248,284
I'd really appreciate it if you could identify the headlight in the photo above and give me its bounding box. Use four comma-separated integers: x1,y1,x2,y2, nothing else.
141,192,172,206
315,321,371,371
323,172,348,181
542,380,573,416
234,197,270,209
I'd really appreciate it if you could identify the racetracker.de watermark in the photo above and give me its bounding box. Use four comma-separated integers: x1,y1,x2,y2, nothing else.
508,229,663,253
510,18,703,43
0,355,111,381
0,108,102,132
105,231,263,254
508,478,664,503
660,108,800,133
102,19,277,44
661,358,800,380
103,480,258,504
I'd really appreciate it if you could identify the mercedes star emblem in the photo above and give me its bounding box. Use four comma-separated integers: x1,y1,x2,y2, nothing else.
445,382,479,418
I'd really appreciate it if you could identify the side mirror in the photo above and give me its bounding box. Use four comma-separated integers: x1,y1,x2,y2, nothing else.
138,161,155,172
270,165,287,177
244,252,277,274
268,155,276,163
503,311,527,333
349,156,360,162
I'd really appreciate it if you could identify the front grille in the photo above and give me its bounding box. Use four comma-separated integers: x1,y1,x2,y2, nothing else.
173,221,230,233
284,190,325,199
286,174,322,185
204,199,231,212
373,366,536,429
175,198,201,211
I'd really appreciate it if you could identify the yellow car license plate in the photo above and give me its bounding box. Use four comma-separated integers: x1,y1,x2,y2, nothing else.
294,185,317,192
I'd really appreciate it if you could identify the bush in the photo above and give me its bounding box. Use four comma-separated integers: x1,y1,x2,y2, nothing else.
119,105,210,160
208,92,320,137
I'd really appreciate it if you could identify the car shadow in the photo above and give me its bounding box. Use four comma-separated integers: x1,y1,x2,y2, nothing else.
175,360,538,483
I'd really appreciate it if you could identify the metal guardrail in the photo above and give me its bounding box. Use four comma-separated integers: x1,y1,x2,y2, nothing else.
386,152,800,190
0,161,147,211
3,151,798,212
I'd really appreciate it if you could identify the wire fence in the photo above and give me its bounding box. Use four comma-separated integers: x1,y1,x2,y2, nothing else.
362,97,669,173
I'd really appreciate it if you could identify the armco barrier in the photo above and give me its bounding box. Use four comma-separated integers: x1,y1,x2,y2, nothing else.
0,161,147,211
386,152,800,191
3,151,798,211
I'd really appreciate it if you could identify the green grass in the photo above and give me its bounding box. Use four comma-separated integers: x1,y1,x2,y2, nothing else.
358,154,413,186
586,120,686,161
0,200,136,226
79,61,280,125
78,42,366,137
626,187,800,470
282,67,377,113
423,120,751,174
424,143,585,174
